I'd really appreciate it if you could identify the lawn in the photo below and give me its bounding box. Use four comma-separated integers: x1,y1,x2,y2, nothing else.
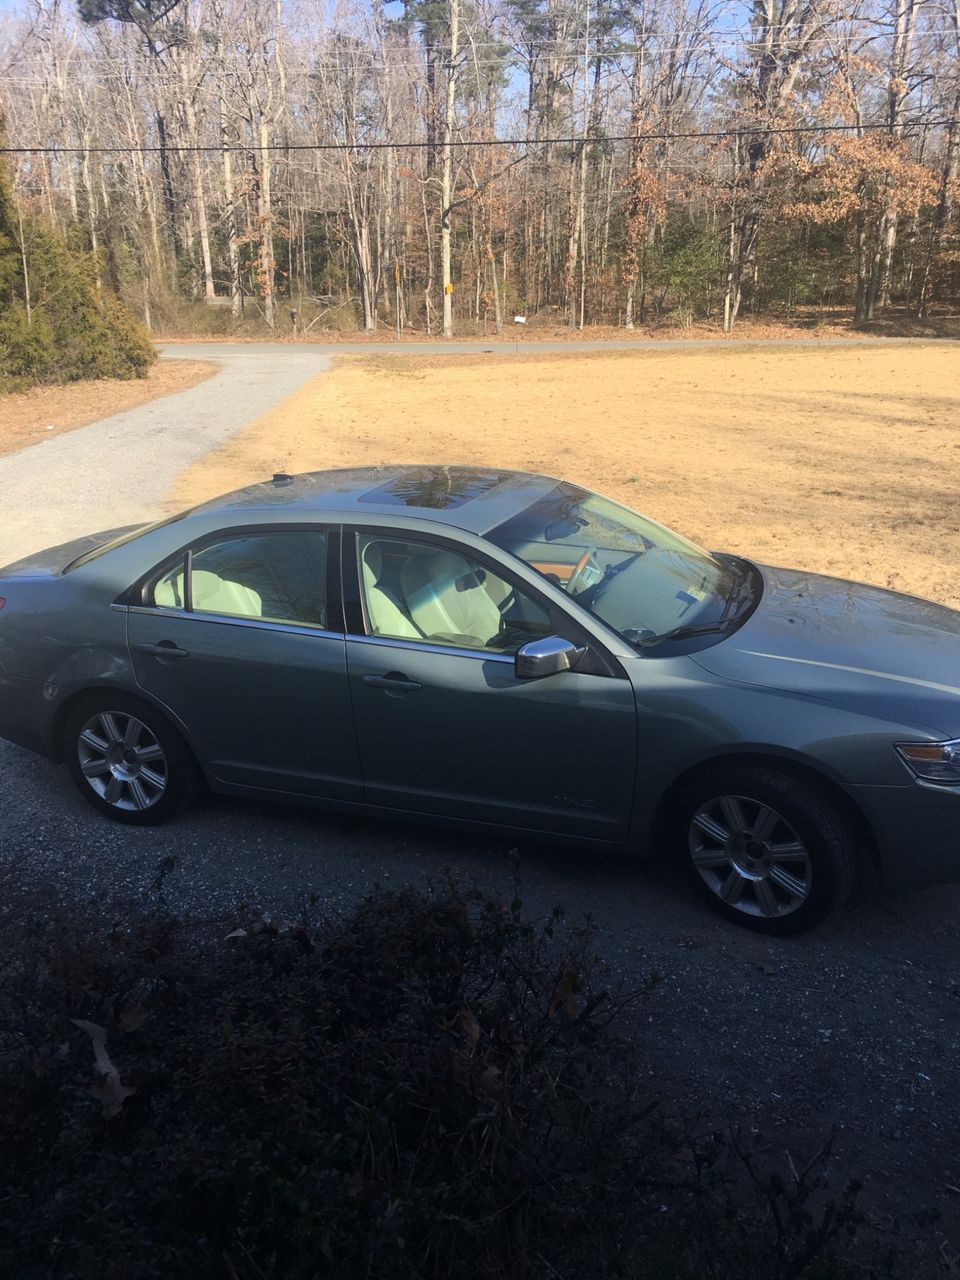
172,342,960,610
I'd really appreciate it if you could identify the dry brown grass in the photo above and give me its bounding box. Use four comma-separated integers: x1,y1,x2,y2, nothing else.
172,343,960,610
0,360,217,459
157,307,960,345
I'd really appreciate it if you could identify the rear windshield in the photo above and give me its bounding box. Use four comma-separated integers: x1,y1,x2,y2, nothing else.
63,513,189,573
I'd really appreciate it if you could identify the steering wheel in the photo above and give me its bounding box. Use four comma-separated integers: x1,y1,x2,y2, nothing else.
566,549,597,596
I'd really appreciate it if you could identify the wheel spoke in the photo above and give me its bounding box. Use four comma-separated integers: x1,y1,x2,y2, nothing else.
752,804,780,843
719,869,745,904
692,846,730,869
137,743,164,763
770,865,809,900
692,812,730,845
123,717,142,748
719,796,746,834
140,765,166,791
81,758,110,778
99,714,122,744
104,775,124,804
768,841,807,862
80,729,108,754
128,777,150,810
754,879,780,917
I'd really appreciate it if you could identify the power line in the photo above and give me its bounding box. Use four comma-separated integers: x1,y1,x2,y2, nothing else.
4,25,957,82
2,117,956,155
4,18,958,83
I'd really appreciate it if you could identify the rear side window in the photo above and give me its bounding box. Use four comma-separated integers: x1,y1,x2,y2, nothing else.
150,532,327,628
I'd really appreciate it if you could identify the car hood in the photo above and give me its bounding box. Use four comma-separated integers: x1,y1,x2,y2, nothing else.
690,564,960,738
0,525,144,577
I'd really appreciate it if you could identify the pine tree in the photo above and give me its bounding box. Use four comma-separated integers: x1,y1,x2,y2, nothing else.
0,120,155,389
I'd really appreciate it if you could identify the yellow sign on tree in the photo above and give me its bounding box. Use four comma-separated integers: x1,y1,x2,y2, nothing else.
445,282,454,295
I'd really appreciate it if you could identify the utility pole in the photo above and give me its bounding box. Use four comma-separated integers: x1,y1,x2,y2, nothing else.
441,0,460,338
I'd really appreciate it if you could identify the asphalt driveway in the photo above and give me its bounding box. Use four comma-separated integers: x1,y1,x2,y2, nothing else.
2,339,959,1265
4,741,960,1256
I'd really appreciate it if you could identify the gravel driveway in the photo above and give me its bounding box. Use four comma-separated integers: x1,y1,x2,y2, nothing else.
0,344,331,567
2,340,959,1266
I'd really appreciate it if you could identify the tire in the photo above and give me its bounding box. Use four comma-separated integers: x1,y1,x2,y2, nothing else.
64,692,201,826
676,763,856,935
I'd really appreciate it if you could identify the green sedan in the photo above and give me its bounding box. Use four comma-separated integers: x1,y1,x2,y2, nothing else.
2,465,959,935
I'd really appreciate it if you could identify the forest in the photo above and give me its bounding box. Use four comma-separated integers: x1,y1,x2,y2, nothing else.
1,0,958,338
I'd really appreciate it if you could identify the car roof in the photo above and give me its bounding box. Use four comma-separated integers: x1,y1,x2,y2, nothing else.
186,465,566,535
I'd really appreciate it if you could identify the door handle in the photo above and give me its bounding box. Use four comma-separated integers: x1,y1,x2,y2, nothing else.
362,672,422,693
134,640,189,660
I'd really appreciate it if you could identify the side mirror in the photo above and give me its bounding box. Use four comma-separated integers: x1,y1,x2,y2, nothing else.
515,635,586,680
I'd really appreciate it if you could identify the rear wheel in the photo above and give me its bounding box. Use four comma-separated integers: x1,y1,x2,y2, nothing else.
677,763,856,934
64,693,200,825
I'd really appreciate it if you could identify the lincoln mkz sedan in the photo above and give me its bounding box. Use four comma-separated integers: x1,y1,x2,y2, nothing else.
2,466,958,934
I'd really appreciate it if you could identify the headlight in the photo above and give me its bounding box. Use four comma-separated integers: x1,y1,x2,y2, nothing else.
895,740,960,784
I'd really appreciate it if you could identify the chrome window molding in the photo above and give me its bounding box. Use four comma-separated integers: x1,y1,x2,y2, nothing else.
126,604,345,642
348,633,515,664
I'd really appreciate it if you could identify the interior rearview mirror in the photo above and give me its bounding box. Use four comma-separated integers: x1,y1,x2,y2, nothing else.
515,635,586,680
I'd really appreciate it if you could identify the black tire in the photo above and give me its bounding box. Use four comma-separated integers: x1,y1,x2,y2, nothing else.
64,692,201,826
676,763,856,935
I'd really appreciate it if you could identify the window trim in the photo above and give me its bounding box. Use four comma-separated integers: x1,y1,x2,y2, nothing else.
343,525,625,678
120,524,341,636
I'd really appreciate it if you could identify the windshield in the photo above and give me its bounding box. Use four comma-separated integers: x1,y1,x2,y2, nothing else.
488,483,744,646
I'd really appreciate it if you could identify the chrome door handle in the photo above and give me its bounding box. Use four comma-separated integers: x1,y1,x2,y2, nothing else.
134,640,189,660
362,672,422,693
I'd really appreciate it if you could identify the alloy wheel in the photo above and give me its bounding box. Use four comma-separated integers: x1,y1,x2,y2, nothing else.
76,711,168,812
688,793,812,919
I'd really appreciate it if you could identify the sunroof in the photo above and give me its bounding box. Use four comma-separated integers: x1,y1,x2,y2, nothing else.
357,468,510,510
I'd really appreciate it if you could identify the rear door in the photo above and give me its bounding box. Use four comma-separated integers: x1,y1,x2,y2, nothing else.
343,527,637,839
127,526,361,802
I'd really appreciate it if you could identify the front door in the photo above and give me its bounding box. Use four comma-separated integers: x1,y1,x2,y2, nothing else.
128,527,361,801
345,530,636,839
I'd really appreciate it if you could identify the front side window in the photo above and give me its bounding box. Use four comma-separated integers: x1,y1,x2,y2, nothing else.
150,532,327,628
358,534,550,653
488,483,747,645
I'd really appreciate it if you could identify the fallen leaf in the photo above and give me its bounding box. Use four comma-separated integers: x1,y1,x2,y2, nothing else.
475,1064,508,1103
118,1002,146,1033
224,928,248,940
71,1019,136,1119
548,960,583,1018
460,1007,481,1050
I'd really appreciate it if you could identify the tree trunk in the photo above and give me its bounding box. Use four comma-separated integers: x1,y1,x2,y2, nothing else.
258,120,275,329
183,94,215,301
221,104,242,318
874,0,917,313
854,201,870,323
918,94,960,316
440,0,459,338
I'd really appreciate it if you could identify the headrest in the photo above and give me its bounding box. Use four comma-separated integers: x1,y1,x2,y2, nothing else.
362,541,383,580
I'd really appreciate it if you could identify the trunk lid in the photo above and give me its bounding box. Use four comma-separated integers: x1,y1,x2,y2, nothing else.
0,525,145,578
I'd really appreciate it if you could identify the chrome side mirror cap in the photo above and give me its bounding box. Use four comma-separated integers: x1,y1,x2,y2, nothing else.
515,635,586,680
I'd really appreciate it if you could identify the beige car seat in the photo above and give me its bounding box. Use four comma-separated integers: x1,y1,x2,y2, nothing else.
361,542,421,639
400,549,503,647
155,568,262,618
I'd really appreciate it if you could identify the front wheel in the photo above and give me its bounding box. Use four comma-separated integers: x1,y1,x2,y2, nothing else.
64,693,201,826
677,764,857,935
